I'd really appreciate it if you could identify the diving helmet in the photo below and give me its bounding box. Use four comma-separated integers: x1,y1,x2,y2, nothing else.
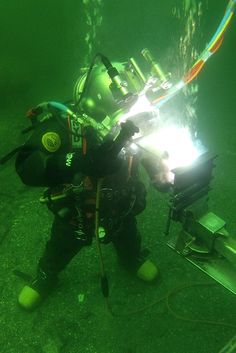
73,60,145,130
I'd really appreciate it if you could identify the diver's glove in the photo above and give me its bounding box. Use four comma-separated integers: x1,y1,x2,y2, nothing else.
106,120,139,157
88,120,139,176
119,120,140,140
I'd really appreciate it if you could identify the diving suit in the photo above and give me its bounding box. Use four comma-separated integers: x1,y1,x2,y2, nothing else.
15,107,161,310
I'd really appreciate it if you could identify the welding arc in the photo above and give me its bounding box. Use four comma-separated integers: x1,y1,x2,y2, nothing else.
152,0,236,107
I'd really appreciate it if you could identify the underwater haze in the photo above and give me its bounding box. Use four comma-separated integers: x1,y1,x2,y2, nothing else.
1,1,236,353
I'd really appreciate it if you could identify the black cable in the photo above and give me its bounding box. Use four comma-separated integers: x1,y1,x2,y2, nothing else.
74,53,104,109
74,52,114,110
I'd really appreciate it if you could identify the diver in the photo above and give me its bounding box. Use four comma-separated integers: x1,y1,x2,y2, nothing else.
13,55,171,311
14,108,159,311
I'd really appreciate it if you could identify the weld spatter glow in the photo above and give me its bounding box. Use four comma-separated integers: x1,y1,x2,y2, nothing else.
172,0,205,133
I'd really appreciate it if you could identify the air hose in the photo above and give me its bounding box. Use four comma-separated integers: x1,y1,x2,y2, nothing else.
152,0,236,108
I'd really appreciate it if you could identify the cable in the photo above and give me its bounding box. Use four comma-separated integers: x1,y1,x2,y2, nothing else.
166,283,236,329
110,282,236,330
74,53,104,109
152,0,236,109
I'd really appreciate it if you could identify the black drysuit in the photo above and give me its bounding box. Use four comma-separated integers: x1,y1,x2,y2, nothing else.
15,115,147,291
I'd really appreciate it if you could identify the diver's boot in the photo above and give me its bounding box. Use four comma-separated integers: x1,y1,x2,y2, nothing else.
18,270,57,311
135,248,159,282
136,259,159,282
18,285,42,311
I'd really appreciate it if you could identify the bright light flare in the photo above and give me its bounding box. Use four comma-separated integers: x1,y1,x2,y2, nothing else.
138,124,204,170
118,94,206,180
119,94,158,124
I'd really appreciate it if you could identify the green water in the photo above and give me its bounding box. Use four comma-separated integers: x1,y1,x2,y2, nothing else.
0,1,236,353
